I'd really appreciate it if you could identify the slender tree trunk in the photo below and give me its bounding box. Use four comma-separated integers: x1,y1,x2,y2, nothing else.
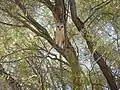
84,35,118,90
64,41,83,90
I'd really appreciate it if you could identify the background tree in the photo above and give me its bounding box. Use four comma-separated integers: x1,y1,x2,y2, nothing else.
0,0,120,90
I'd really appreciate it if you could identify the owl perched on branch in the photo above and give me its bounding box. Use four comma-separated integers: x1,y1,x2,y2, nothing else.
55,22,65,48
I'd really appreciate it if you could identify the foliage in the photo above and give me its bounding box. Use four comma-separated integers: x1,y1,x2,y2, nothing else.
0,0,120,90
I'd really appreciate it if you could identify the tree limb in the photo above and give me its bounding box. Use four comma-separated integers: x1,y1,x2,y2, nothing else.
0,21,25,27
69,0,84,31
84,0,111,23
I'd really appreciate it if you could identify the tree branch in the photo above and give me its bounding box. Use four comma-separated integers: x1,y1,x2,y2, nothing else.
84,34,118,90
37,0,53,11
1,7,66,62
84,0,111,23
69,0,84,31
0,21,25,27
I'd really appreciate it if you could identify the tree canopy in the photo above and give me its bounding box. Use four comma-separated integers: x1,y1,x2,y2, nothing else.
0,0,120,90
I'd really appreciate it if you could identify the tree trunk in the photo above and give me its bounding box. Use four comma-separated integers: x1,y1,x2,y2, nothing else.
64,41,83,90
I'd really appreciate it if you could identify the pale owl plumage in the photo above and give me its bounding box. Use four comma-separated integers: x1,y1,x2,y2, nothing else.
55,22,65,47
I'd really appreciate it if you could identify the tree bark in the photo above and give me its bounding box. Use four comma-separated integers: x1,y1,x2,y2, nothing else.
69,0,118,89
64,41,83,90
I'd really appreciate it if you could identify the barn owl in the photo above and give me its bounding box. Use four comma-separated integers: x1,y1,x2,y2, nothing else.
55,22,65,47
